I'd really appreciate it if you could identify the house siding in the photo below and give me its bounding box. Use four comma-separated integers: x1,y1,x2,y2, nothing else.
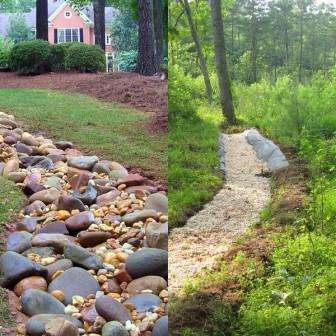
48,4,92,45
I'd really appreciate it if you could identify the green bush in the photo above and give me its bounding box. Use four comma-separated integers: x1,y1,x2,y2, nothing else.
116,50,137,72
65,43,105,73
0,37,14,69
9,39,52,75
50,42,81,71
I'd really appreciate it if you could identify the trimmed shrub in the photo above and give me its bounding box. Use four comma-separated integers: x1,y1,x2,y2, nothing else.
116,50,137,72
65,43,105,73
0,37,14,69
9,39,52,75
50,42,81,71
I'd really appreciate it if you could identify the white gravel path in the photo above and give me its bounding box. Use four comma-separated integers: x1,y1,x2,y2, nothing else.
169,132,271,294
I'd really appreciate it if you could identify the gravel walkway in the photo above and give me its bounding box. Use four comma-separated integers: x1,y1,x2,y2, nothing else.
169,132,271,294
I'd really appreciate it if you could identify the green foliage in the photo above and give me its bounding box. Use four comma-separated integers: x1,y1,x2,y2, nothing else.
116,50,138,72
50,42,81,72
9,39,52,75
7,14,34,43
65,43,106,73
0,0,35,13
0,37,14,69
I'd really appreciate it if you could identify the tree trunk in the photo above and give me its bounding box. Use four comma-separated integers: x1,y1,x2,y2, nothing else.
153,0,164,69
93,0,106,51
138,0,157,76
299,6,303,83
180,0,213,104
210,0,237,125
36,0,48,40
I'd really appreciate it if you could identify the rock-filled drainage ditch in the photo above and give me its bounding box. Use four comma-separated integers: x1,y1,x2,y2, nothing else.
0,112,168,336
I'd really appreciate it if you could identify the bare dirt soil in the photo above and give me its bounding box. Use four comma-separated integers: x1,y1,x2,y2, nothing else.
0,72,168,132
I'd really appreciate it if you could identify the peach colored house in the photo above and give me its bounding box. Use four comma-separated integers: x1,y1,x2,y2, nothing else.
47,1,116,70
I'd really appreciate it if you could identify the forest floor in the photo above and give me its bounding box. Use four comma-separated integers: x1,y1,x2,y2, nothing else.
169,132,271,293
0,72,168,133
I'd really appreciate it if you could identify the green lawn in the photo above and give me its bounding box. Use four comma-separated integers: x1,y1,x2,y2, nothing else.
169,106,224,228
0,177,25,331
0,89,167,180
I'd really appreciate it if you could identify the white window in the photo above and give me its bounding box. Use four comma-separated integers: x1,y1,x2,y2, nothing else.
105,33,112,45
64,11,72,19
57,28,80,44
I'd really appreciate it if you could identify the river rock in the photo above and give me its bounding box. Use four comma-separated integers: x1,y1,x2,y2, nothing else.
45,259,73,282
124,293,162,313
4,135,17,145
8,171,27,184
102,321,128,336
81,304,99,324
23,182,46,196
145,221,168,250
0,117,17,129
126,276,167,295
17,217,38,233
93,162,111,175
21,289,65,316
126,248,168,279
16,142,33,155
29,188,60,205
14,276,48,296
21,156,54,170
0,251,47,288
45,317,79,336
95,295,132,323
63,244,103,270
65,211,94,232
152,315,168,336
125,185,158,194
116,174,145,187
7,231,32,253
68,168,92,190
107,278,121,293
23,247,56,258
48,267,100,305
67,156,98,171
44,176,63,190
96,190,120,207
3,158,19,175
57,195,86,212
77,231,112,248
26,314,83,336
145,193,168,215
21,132,39,146
39,221,69,235
71,183,97,205
122,209,159,225
32,234,73,252
25,200,47,216
55,141,74,150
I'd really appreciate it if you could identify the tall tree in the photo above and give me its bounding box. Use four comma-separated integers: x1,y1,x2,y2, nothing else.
36,0,48,40
93,0,106,51
179,0,213,104
137,0,157,75
210,0,236,125
153,0,164,69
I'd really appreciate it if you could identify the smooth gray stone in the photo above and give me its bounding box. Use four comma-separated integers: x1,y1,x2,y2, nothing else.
6,231,32,253
21,289,65,316
26,314,83,336
48,267,100,305
152,315,168,336
63,244,103,270
95,295,132,323
102,321,128,336
124,293,162,313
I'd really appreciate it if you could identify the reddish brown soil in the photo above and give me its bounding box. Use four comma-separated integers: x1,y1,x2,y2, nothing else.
0,72,168,132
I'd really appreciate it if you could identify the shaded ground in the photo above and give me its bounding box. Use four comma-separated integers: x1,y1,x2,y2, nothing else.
169,132,270,293
0,72,168,132
0,89,167,184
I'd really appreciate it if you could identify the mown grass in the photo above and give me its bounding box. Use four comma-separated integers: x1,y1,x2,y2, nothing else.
0,177,25,331
169,105,224,228
0,88,167,180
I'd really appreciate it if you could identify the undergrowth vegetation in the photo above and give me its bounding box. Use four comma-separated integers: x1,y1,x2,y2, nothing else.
169,65,223,228
170,69,336,335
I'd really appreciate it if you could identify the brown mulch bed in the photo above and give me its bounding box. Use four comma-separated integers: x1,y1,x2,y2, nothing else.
0,72,168,132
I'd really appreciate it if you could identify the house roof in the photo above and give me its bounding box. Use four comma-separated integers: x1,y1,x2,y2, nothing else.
0,0,118,37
